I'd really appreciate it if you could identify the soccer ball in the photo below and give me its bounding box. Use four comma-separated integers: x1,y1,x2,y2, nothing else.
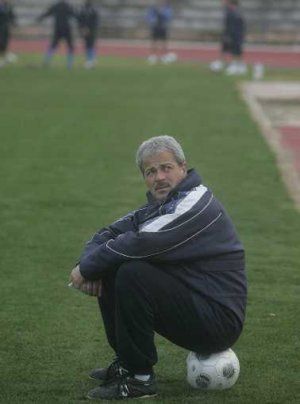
186,348,240,390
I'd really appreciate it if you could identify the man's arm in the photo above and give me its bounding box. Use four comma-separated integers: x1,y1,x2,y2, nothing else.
77,8,84,28
8,5,16,26
36,5,55,22
163,6,172,22
79,187,229,280
92,9,99,31
81,209,138,252
146,7,156,26
76,210,139,279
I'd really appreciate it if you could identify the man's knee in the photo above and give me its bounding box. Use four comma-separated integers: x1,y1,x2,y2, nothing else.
115,261,153,292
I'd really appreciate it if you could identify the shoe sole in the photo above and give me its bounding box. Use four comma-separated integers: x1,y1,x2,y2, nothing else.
136,393,158,399
89,375,104,381
87,393,158,400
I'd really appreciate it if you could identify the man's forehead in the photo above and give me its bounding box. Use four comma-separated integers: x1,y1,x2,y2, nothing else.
143,150,176,164
144,160,177,170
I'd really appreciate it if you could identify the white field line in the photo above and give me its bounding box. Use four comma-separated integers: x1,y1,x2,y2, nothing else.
101,39,300,54
240,82,300,211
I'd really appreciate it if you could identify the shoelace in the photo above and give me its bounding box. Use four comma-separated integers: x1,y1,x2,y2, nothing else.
117,376,153,398
105,359,129,382
107,358,120,375
119,381,130,398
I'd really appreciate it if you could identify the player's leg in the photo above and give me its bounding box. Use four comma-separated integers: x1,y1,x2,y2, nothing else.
210,33,230,72
97,270,118,353
88,269,121,382
87,262,159,400
84,33,96,68
89,261,176,383
44,31,59,66
148,28,159,64
84,35,89,65
159,28,170,63
65,31,74,69
226,38,247,75
0,28,9,67
233,41,247,74
87,260,240,400
115,261,240,372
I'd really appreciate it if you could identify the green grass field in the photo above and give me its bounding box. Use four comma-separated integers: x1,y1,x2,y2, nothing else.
0,56,299,403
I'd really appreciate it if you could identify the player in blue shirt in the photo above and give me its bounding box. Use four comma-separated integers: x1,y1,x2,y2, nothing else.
146,1,173,64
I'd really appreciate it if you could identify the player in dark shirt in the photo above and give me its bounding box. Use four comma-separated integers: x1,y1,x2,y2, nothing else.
77,0,99,69
37,1,76,69
210,0,246,75
0,0,16,67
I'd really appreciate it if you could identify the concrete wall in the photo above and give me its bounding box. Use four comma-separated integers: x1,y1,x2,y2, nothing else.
13,0,300,43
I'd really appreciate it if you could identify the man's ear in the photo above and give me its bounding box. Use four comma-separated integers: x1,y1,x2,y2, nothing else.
181,161,187,174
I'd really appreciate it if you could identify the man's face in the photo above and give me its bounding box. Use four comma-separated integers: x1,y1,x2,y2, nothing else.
142,151,187,202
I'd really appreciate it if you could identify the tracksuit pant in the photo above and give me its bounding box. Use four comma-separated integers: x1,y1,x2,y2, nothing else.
44,29,74,69
0,27,10,53
98,261,241,374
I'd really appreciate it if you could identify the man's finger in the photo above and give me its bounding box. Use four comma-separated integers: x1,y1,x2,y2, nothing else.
87,281,93,295
82,282,90,294
92,281,99,296
97,281,102,297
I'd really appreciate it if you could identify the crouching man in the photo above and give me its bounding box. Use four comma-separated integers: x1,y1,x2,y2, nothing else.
70,135,247,400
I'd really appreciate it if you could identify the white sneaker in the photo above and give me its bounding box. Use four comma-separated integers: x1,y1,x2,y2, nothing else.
252,63,264,80
161,52,177,64
167,52,177,63
84,60,96,69
5,52,18,64
210,60,224,72
147,55,158,65
226,62,239,75
237,63,247,75
160,54,169,64
226,62,247,76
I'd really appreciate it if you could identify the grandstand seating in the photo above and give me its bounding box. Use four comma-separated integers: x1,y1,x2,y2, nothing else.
14,0,300,43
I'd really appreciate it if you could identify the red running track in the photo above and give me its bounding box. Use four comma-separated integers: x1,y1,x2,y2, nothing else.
10,39,300,68
279,126,300,174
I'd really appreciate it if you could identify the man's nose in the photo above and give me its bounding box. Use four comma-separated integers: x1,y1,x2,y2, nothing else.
155,169,167,181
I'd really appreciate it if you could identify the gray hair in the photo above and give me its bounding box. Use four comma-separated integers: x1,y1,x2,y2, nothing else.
136,135,186,172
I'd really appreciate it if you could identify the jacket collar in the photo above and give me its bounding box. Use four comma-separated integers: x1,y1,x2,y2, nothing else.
146,168,202,205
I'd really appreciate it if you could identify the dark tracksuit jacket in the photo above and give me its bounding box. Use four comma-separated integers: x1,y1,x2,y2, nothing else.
147,5,172,39
0,2,15,52
77,4,99,40
38,1,75,36
79,169,247,328
224,6,246,45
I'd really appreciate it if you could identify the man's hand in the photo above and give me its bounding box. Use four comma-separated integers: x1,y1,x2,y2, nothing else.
80,280,102,297
70,265,85,289
69,265,102,297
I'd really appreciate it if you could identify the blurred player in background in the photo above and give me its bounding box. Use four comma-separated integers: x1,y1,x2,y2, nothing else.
0,0,17,68
78,0,99,69
210,0,246,75
146,0,175,64
37,0,76,69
